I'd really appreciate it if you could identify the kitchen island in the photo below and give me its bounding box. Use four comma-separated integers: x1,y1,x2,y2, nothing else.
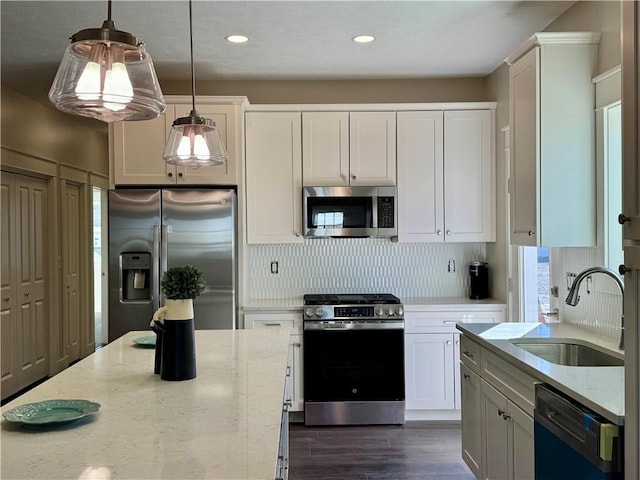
1,329,291,480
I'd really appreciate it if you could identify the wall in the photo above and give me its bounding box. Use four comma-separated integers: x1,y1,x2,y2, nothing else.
1,85,110,378
161,78,488,104
247,239,485,300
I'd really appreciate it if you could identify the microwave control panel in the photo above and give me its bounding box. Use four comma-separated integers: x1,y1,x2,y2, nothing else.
377,197,395,228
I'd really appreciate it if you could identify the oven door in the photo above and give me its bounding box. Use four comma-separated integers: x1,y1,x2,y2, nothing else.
304,327,405,404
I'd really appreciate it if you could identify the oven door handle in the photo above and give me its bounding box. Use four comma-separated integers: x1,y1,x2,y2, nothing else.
304,322,405,331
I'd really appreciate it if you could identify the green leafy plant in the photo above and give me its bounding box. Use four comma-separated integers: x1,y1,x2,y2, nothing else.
160,265,206,300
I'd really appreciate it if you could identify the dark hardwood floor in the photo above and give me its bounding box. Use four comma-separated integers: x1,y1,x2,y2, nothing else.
289,422,475,480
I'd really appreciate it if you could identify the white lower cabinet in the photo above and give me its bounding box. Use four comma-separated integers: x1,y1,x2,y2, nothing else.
403,306,504,420
244,312,303,413
405,333,457,410
460,335,535,480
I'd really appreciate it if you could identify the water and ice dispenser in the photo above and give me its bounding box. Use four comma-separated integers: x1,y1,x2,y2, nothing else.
120,253,151,301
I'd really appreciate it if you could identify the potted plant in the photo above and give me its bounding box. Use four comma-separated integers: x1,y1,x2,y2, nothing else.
154,264,206,381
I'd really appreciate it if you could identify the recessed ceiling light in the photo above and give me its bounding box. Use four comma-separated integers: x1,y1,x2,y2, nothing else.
225,34,249,44
352,35,375,44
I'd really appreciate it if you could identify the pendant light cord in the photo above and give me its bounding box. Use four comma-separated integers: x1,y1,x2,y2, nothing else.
107,0,112,22
189,0,196,113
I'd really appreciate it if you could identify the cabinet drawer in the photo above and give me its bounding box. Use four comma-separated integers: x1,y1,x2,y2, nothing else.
482,349,536,416
244,312,302,332
405,310,505,334
460,336,482,374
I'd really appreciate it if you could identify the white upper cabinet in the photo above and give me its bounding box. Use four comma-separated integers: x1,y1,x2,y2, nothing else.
245,112,303,244
302,111,396,186
507,33,600,246
302,112,349,186
397,109,495,242
110,97,245,187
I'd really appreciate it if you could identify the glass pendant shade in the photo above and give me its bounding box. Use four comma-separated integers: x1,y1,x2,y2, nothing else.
49,19,165,122
163,111,227,169
163,0,227,169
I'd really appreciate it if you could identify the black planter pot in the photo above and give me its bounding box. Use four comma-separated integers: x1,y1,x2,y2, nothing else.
157,318,196,381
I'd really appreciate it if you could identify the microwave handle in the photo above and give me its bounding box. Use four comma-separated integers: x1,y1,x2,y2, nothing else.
372,195,378,228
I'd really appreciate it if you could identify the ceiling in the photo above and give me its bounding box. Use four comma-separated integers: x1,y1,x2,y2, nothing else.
1,0,576,103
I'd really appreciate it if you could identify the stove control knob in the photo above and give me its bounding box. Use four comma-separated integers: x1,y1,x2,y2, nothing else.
305,308,315,318
398,306,404,316
315,307,325,318
388,308,395,316
376,307,385,316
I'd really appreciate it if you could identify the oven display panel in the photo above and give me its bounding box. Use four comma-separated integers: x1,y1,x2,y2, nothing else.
334,306,374,318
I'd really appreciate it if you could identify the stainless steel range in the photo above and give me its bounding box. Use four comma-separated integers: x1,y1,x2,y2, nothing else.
303,293,405,426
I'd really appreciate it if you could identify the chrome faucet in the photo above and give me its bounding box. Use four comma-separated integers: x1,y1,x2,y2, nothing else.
565,266,625,350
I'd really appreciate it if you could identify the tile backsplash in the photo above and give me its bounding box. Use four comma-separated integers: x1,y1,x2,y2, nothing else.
556,247,623,342
246,239,486,300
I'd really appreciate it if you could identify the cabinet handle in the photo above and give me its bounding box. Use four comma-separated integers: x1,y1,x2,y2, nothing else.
462,350,474,359
286,366,291,376
502,413,511,420
463,373,470,379
168,172,173,178
265,323,282,327
442,321,457,324
528,230,535,236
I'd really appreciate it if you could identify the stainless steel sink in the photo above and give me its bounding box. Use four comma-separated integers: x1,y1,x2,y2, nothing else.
510,340,623,367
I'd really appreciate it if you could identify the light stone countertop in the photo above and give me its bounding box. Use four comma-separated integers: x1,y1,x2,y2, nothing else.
457,322,625,424
1,329,291,480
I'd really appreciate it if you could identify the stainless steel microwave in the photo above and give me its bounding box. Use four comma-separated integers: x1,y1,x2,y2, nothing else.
303,186,398,238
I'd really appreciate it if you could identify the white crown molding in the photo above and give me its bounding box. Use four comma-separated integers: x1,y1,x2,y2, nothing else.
244,102,497,112
504,32,601,66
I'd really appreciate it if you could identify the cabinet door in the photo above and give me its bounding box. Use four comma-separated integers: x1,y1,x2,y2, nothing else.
397,111,444,242
302,112,349,186
245,112,303,244
482,380,509,480
349,112,396,186
509,48,539,246
404,333,455,410
173,104,238,185
508,400,534,480
444,110,495,242
111,108,175,185
461,364,483,479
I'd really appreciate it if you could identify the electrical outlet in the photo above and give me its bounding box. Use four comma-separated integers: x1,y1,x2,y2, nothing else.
270,261,279,274
447,259,456,273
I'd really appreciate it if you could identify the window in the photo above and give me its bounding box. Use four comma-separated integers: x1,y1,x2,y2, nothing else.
602,102,622,273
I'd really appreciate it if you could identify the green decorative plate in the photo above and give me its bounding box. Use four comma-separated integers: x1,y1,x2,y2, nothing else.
133,335,156,347
3,399,101,426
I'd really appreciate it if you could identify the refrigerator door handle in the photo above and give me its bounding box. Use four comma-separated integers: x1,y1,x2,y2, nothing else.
160,224,169,304
153,224,161,309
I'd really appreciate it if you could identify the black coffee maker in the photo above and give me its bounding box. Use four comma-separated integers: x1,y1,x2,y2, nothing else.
469,262,489,299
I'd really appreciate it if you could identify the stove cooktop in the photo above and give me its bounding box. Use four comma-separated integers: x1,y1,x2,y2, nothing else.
303,293,402,305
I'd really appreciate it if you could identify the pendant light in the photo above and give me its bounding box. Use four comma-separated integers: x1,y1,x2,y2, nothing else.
162,0,227,169
48,0,165,122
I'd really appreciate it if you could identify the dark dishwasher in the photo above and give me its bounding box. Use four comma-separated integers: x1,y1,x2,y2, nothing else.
534,384,623,480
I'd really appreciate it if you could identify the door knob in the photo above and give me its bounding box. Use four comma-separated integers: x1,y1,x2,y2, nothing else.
618,213,631,224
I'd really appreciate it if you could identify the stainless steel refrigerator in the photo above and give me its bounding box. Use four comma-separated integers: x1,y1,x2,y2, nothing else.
108,188,236,341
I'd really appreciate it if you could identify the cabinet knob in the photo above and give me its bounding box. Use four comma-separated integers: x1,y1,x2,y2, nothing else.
437,230,442,236
295,232,301,237
3,297,9,302
618,213,631,224
497,409,505,417
463,350,474,359
528,230,535,236
178,172,183,178
24,292,30,297
463,373,470,379
351,174,357,180
168,172,173,178
446,340,452,346
446,230,451,236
